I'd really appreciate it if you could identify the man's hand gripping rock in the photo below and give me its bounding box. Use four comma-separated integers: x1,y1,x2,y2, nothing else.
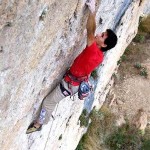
86,0,96,13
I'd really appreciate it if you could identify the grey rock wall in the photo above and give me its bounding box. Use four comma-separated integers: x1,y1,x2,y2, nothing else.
0,0,149,150
143,0,150,15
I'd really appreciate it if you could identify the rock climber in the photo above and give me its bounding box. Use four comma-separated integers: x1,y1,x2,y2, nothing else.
26,0,118,134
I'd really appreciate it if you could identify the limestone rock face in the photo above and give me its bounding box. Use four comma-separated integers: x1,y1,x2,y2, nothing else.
0,0,149,150
143,0,150,15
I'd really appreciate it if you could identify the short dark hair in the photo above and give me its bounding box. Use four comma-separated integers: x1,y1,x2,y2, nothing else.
101,29,118,52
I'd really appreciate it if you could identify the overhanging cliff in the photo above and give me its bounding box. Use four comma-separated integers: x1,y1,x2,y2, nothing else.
0,0,149,150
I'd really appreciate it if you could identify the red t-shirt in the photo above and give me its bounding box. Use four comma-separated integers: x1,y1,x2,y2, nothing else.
64,42,104,85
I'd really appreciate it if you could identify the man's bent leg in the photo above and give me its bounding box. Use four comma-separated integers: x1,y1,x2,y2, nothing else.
26,79,79,134
26,84,65,134
37,79,79,125
38,84,65,125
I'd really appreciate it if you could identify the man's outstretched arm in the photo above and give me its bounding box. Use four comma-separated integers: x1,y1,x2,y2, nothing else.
86,12,96,46
86,0,96,46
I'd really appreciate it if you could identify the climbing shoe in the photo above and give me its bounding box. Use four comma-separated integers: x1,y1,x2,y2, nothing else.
26,122,42,134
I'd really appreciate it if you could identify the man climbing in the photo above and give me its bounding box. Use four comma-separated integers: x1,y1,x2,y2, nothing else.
26,0,117,134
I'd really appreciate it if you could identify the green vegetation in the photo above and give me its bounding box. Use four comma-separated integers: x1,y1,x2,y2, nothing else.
117,32,149,78
117,54,127,65
117,59,122,65
138,15,150,33
106,124,150,150
106,124,141,150
76,135,87,150
76,106,115,150
140,67,148,78
141,127,150,150
124,48,130,54
76,106,150,150
117,48,131,65
141,139,150,150
133,15,150,43
134,62,142,69
133,34,145,43
91,70,98,79
79,109,89,127
134,63,148,78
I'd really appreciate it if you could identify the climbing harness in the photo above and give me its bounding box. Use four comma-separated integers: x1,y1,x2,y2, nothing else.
60,82,71,97
65,70,88,84
64,70,92,100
